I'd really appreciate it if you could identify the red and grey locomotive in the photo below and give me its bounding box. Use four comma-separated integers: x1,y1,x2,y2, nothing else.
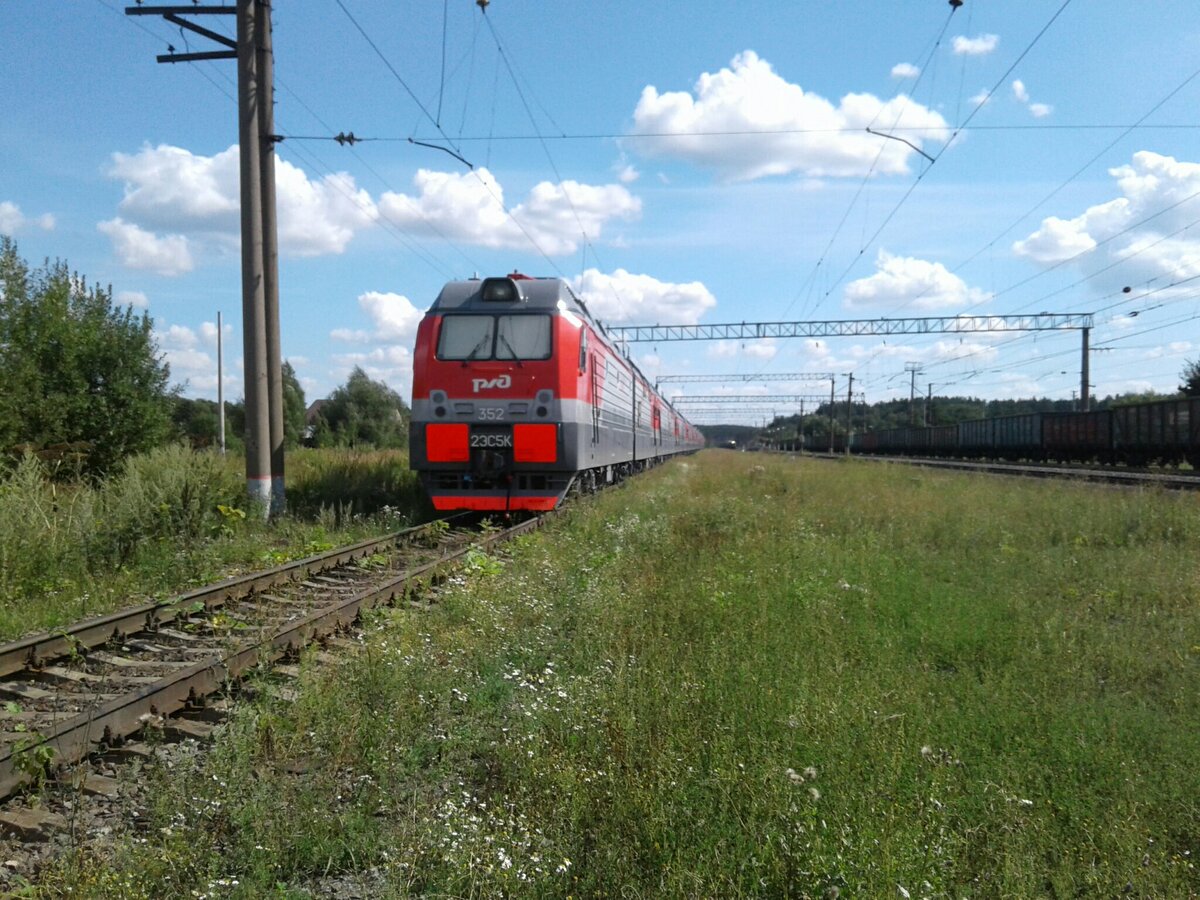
410,274,703,511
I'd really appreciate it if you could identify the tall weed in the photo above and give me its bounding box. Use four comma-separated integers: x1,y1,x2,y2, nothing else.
287,448,428,523
97,444,243,564
0,453,93,599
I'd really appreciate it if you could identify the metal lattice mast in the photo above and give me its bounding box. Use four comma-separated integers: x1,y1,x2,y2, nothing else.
606,313,1093,342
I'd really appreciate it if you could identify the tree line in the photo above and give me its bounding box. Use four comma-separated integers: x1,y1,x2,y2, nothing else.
766,387,1200,443
1,238,410,478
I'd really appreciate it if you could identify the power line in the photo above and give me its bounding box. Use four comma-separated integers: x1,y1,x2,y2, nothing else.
893,56,1200,318
333,0,465,158
813,0,1075,318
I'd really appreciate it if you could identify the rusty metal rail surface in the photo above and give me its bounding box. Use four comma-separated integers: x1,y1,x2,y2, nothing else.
0,514,474,680
0,512,536,799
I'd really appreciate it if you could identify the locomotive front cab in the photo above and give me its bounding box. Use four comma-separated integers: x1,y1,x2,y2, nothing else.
411,276,584,511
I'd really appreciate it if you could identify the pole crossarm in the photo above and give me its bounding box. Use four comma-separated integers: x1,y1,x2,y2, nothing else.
609,313,1094,343
672,394,827,405
657,372,835,385
126,5,238,13
126,5,237,63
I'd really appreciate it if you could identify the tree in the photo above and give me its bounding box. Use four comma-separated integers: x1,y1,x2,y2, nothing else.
315,367,409,449
171,397,220,447
1180,359,1200,396
0,238,173,476
282,360,307,449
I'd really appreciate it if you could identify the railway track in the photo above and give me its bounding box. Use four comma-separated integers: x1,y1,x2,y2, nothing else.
0,512,543,806
840,453,1200,489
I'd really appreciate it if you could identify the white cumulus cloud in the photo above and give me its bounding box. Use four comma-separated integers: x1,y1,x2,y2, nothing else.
844,251,990,310
572,268,716,325
1013,151,1200,286
153,320,230,395
1012,213,1101,263
953,34,999,56
629,51,950,181
104,143,377,260
118,290,149,309
357,291,423,342
891,62,920,80
97,218,193,276
706,339,778,361
377,167,639,256
198,320,232,346
0,201,55,236
331,346,414,401
1010,80,1053,119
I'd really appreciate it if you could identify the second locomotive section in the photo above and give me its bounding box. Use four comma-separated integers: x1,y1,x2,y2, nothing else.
410,275,701,511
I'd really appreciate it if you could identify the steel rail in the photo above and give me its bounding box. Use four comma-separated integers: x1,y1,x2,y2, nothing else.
825,453,1200,489
0,514,470,679
0,515,542,799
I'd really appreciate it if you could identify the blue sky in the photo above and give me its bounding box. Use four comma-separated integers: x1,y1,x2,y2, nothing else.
5,1,1200,425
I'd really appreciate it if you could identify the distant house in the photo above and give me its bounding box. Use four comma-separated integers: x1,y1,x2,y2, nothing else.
303,399,329,443
305,399,329,423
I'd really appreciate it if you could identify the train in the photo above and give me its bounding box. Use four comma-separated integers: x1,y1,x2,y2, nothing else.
849,395,1200,468
409,274,705,511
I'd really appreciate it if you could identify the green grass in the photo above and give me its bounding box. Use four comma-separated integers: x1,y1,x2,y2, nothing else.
0,446,430,640
33,452,1200,897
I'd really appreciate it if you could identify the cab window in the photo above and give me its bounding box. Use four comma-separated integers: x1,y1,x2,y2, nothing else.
437,314,551,361
496,315,552,360
437,315,494,360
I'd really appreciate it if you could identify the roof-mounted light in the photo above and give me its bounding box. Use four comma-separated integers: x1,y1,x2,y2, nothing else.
480,276,523,303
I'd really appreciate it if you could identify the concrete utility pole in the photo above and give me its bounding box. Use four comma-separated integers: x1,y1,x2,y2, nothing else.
217,310,226,454
257,2,285,514
237,0,272,513
1080,326,1090,412
127,1,284,516
828,377,836,455
844,373,854,454
905,362,922,427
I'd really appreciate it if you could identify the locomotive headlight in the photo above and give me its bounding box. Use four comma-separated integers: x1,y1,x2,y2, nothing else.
481,277,522,303
536,406,548,418
435,406,447,418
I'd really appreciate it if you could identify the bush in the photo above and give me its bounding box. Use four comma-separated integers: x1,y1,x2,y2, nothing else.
98,444,244,564
0,453,94,601
286,448,427,524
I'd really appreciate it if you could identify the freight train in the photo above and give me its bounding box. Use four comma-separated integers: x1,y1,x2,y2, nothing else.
849,395,1200,468
409,274,705,511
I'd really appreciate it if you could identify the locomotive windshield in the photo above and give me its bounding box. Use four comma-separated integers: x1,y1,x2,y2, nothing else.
437,314,552,361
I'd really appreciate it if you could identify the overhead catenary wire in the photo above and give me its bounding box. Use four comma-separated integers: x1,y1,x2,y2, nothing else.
813,0,1075,318
333,0,571,278
478,5,631,314
104,0,484,283
95,0,1198,400
890,54,1200,318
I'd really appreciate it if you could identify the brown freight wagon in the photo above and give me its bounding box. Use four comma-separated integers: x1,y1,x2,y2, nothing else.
1112,397,1200,466
1042,410,1112,464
